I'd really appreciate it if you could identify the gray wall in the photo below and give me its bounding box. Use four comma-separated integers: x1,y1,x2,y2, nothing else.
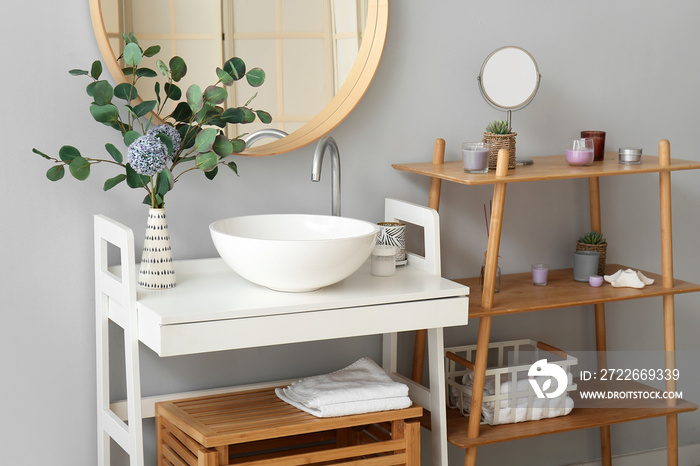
3,1,700,465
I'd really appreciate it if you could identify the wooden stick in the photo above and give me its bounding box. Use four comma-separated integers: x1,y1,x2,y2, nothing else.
411,138,446,384
446,351,475,371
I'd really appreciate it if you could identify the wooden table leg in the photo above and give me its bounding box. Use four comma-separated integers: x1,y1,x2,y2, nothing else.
589,176,613,466
463,149,509,466
659,140,678,466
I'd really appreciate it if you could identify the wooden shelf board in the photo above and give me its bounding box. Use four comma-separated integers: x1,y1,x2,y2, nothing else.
426,379,697,448
393,154,700,186
450,264,700,319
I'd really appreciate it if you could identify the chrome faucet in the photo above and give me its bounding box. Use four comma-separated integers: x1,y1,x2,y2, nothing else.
311,136,341,216
241,129,288,147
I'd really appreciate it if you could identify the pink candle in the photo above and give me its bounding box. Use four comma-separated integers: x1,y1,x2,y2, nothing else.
566,149,594,166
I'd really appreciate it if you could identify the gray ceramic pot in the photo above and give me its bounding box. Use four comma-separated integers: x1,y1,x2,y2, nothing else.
573,250,600,282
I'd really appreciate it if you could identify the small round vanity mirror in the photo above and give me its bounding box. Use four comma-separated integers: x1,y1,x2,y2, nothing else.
478,46,541,112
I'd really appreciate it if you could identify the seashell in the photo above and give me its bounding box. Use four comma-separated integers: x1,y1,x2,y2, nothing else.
604,269,654,288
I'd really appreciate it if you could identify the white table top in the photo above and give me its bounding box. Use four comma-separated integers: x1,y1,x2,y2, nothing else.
134,258,470,326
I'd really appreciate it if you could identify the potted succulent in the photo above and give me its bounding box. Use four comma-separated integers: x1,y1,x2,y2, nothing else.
482,119,516,170
576,230,607,275
31,33,271,289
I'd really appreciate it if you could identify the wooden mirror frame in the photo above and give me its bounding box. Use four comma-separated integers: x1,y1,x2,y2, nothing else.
89,0,389,156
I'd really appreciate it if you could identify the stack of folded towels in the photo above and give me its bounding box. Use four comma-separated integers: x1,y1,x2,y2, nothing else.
276,357,412,418
451,369,574,425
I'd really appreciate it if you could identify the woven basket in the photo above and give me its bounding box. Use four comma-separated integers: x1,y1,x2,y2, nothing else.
576,241,607,275
482,132,517,170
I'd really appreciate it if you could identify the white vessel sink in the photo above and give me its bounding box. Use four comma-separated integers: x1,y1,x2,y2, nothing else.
210,214,380,292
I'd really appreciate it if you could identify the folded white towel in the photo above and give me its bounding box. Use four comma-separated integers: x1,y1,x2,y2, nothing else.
276,358,412,418
451,369,574,425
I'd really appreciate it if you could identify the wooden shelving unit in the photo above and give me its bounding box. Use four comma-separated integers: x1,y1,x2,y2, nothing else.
393,143,700,466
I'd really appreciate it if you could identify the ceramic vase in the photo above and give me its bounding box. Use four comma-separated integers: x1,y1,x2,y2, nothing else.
138,208,176,289
573,250,600,282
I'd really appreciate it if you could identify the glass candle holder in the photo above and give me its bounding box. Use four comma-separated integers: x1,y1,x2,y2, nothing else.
566,138,594,166
532,263,549,286
580,131,606,161
462,142,490,174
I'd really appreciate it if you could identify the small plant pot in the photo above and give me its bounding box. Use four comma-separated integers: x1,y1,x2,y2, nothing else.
482,132,516,170
573,250,600,282
575,241,607,275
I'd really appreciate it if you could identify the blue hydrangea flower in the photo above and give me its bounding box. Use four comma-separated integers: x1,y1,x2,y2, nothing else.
147,124,182,157
127,135,168,176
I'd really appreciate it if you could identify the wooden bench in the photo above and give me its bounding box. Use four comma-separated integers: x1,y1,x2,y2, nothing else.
156,387,423,465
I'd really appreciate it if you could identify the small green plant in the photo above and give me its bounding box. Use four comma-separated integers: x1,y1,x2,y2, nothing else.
32,33,271,209
578,231,606,244
485,119,511,135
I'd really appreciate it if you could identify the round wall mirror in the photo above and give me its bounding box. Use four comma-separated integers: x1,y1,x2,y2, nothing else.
478,46,540,115
89,0,388,156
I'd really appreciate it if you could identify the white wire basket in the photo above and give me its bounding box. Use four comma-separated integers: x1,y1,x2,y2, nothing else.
446,339,578,425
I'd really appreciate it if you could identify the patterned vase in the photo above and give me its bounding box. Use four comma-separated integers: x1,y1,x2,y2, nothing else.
138,208,176,289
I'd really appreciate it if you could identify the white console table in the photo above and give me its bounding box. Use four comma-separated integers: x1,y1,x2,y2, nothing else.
94,200,470,466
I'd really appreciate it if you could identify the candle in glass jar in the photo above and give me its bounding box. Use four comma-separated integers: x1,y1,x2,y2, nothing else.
565,149,594,165
566,138,595,166
462,142,490,174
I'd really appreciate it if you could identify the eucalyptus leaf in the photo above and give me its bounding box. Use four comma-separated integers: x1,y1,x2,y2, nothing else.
227,161,239,175
255,110,272,124
194,127,217,153
126,164,150,188
103,174,126,191
69,69,89,76
216,67,234,86
90,103,119,124
136,67,158,78
224,57,245,80
46,165,65,181
156,168,173,197
143,45,161,57
204,85,227,104
124,130,140,147
230,138,245,153
105,143,123,163
164,83,181,100
59,145,81,162
246,68,265,87
195,151,218,172
212,135,233,157
132,100,157,118
90,60,103,79
156,59,169,77
114,83,138,101
241,108,255,123
123,42,142,67
122,66,135,76
205,166,219,180
169,102,192,123
220,108,244,124
154,82,161,105
69,156,91,180
186,84,203,114
93,81,114,106
170,56,187,81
